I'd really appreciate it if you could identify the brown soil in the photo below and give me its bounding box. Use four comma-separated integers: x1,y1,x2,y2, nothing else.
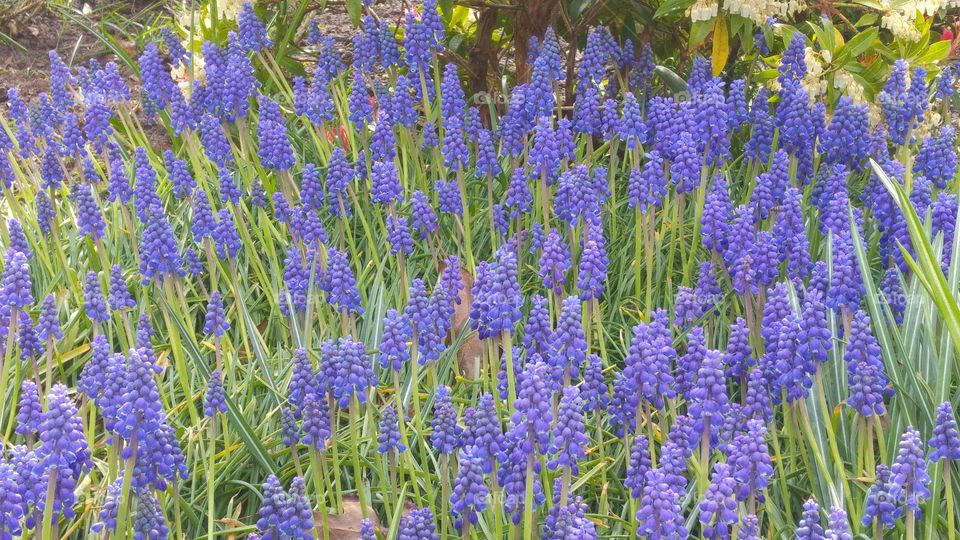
0,0,399,149
0,0,414,151
0,1,173,149
311,0,407,65
1,8,81,101
0,0,403,105
0,0,152,103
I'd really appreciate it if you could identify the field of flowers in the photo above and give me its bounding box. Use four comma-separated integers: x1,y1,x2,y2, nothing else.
0,1,959,539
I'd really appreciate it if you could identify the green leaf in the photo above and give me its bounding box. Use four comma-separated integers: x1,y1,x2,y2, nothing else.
274,0,311,64
912,40,951,65
346,0,362,26
653,65,688,93
0,30,25,51
236,292,283,401
854,12,879,27
849,209,918,427
873,159,960,362
836,26,878,63
689,19,713,49
727,13,748,42
621,14,639,43
653,0,695,19
440,0,455,19
752,67,779,83
569,0,593,21
50,5,137,72
807,21,831,52
822,17,837,51
160,296,276,475
779,24,803,47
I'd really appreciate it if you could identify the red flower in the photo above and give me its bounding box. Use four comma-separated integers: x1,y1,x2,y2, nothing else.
326,125,350,152
943,22,960,59
338,125,349,151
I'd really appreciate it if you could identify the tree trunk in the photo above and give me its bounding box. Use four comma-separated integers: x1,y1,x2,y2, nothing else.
467,7,499,110
513,0,559,83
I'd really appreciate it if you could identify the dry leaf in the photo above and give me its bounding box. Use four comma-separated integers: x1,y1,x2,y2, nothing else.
317,496,379,539
449,264,483,379
451,264,473,336
116,38,138,57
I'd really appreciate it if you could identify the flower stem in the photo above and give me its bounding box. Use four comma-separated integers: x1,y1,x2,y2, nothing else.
207,420,217,540
906,508,916,540
350,398,368,517
310,448,330,540
503,331,517,404
40,467,59,540
113,436,138,540
440,453,451,537
522,450,535,540
946,463,955,540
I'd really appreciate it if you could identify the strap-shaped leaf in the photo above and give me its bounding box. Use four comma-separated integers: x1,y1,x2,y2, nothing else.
160,295,276,474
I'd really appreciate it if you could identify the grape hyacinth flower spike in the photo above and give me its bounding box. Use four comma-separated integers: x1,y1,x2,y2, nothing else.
257,95,295,173
548,385,588,482
862,464,898,533
83,271,110,328
238,2,273,52
930,401,960,463
891,426,931,535
204,291,231,338
377,403,405,455
698,462,738,539
204,370,226,417
36,384,91,532
108,265,136,313
636,469,687,539
2,250,33,310
449,445,488,532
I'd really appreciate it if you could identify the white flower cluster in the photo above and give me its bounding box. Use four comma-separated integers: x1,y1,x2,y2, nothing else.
802,46,827,100
720,0,802,24
690,0,956,27
833,70,867,105
189,0,242,27
914,110,943,139
867,102,884,126
915,0,939,14
722,0,770,24
913,0,958,15
690,0,719,23
219,0,244,19
880,1,922,41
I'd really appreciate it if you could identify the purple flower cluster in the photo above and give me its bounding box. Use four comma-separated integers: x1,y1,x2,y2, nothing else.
6,13,960,540
430,385,463,454
256,475,313,539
